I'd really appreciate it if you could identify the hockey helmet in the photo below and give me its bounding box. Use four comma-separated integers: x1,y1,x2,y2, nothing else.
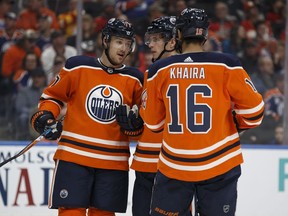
145,16,177,45
176,8,209,40
102,18,135,52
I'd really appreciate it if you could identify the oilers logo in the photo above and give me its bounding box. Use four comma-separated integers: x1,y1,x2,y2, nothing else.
86,85,122,123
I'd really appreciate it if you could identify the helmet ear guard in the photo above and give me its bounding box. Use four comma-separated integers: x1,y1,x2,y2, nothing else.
130,37,136,53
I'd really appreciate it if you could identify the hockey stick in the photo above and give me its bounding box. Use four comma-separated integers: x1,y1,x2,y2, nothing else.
0,129,51,168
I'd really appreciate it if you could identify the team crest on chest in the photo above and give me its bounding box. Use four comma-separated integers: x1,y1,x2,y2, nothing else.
86,85,123,123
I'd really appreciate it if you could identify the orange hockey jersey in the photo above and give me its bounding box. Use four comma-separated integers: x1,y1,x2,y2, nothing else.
131,124,162,172
131,71,162,173
38,56,143,171
144,52,264,182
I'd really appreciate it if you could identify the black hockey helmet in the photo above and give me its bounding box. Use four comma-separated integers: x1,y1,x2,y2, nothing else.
145,16,177,45
176,8,209,40
102,18,136,52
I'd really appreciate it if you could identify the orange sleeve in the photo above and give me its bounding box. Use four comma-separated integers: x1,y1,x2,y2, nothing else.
1,47,24,77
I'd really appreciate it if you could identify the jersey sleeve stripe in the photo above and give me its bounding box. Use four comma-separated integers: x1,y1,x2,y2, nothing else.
244,111,264,120
135,148,160,155
133,155,159,163
162,132,239,155
63,65,143,87
234,100,264,114
118,73,143,87
159,148,242,171
145,119,165,131
40,93,65,106
243,118,263,126
138,141,162,148
63,65,102,72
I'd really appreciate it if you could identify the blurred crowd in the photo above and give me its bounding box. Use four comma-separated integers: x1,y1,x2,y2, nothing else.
0,0,285,144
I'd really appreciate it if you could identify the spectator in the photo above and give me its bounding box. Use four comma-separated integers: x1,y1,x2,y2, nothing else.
47,54,65,84
94,0,116,33
35,14,54,51
13,52,41,92
240,70,283,145
1,29,41,79
0,12,22,98
254,20,277,57
116,0,154,21
273,40,285,73
94,32,103,57
16,0,59,31
66,14,97,57
14,67,46,140
240,113,278,144
240,2,265,40
270,122,284,145
238,40,260,75
132,1,165,39
209,1,237,53
58,0,77,37
264,73,284,122
0,0,14,29
203,37,222,52
165,0,187,16
0,30,41,135
123,33,146,72
40,30,76,75
0,12,22,53
141,45,152,72
250,55,276,95
265,0,285,39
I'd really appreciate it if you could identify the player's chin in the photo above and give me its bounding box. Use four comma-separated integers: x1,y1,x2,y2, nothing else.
152,53,159,59
115,59,124,65
116,54,125,61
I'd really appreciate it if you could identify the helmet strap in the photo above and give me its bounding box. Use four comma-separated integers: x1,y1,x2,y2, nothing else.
152,41,175,63
104,48,119,66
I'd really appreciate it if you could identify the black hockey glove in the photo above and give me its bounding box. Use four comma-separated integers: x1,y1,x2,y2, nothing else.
232,110,246,135
116,104,144,136
30,110,62,140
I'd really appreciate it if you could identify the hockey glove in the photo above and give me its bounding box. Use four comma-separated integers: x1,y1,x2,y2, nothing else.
232,110,246,135
30,110,63,140
115,104,144,136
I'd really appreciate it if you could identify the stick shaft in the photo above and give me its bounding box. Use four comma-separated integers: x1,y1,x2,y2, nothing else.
0,134,45,167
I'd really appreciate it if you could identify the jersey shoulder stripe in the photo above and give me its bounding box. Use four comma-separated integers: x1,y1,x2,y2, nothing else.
117,66,144,86
64,56,143,85
147,52,243,79
65,55,99,69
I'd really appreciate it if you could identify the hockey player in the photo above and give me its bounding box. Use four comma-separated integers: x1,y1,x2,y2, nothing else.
143,8,264,216
116,16,194,216
30,18,143,216
131,16,185,216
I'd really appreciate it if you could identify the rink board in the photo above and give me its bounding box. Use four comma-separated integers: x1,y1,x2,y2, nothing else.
0,142,288,216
